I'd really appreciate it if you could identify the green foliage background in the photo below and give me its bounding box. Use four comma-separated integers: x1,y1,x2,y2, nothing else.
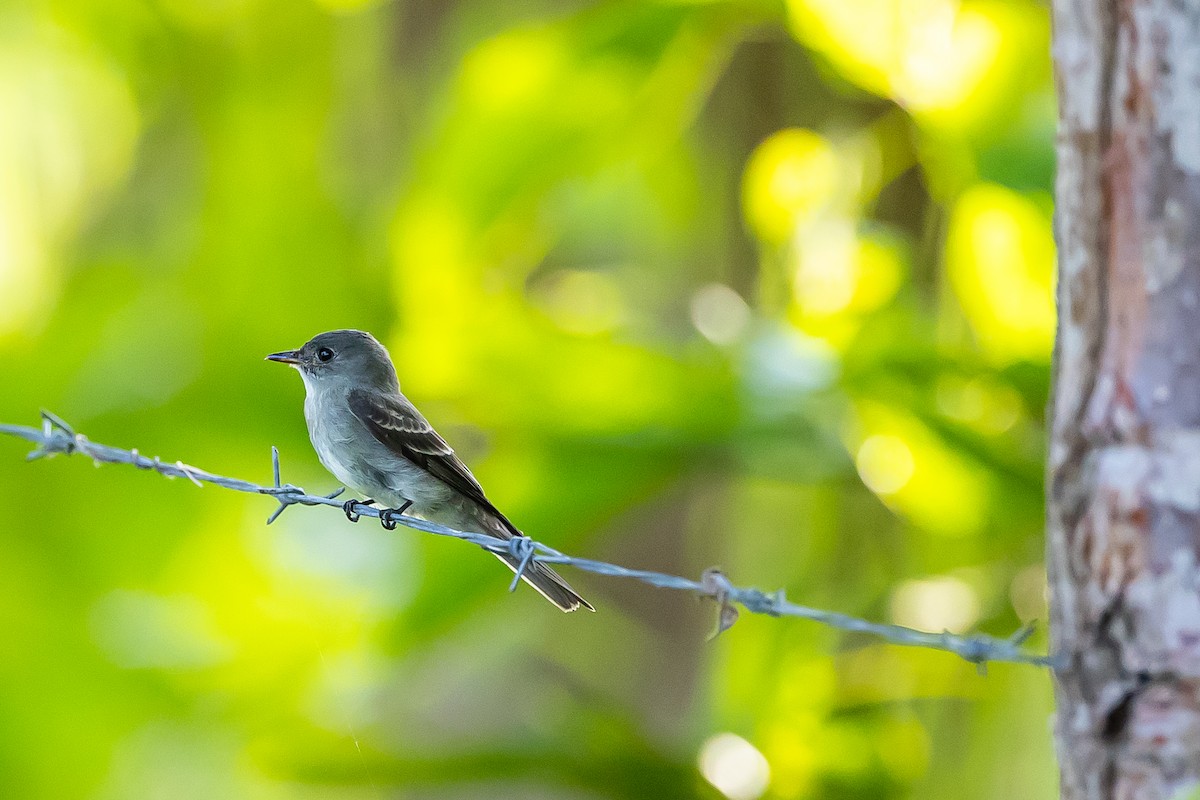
0,0,1056,797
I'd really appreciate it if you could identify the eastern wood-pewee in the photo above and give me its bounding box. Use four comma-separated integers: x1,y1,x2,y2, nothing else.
266,329,593,612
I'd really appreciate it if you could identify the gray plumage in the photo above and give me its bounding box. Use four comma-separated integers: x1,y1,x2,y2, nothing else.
267,329,592,612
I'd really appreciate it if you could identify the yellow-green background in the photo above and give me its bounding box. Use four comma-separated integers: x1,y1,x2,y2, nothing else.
0,0,1057,797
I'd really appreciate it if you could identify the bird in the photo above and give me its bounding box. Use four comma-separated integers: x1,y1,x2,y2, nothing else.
266,329,593,612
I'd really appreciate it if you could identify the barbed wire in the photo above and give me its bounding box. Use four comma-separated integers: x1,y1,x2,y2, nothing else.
0,411,1060,670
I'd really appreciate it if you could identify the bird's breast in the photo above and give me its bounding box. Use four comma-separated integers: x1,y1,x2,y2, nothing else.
302,388,453,511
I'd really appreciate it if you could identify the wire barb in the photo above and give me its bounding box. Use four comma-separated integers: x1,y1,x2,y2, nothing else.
0,413,1059,670
175,461,204,487
700,568,739,639
506,536,537,592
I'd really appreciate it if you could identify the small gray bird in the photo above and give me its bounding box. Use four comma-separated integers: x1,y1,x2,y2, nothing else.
266,329,592,612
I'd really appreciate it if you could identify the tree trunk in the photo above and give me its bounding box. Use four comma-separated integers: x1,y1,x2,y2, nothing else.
1049,0,1200,797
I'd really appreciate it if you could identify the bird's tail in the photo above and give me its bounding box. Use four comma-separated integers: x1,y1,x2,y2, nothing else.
493,552,594,612
471,505,593,612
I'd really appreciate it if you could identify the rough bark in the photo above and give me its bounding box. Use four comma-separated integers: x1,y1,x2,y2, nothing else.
1050,0,1200,797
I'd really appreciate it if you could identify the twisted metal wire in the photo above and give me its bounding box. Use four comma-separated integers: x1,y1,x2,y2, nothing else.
0,412,1060,669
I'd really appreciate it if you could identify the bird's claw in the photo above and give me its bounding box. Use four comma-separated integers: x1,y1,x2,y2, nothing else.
342,498,374,523
379,500,413,530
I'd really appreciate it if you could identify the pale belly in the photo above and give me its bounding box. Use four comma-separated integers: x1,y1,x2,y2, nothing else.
302,391,476,528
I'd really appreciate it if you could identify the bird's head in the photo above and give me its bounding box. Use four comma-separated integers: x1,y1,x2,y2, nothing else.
266,329,399,393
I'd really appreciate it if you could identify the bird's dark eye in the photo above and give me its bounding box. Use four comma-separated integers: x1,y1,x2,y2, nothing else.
317,347,334,362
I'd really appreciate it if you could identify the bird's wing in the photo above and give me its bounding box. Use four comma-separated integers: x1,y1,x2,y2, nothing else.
346,388,520,537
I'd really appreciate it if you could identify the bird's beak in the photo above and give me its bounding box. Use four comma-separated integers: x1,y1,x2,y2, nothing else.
265,350,302,365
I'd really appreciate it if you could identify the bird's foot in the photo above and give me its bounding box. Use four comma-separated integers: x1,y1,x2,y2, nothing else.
379,500,414,530
342,498,375,523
